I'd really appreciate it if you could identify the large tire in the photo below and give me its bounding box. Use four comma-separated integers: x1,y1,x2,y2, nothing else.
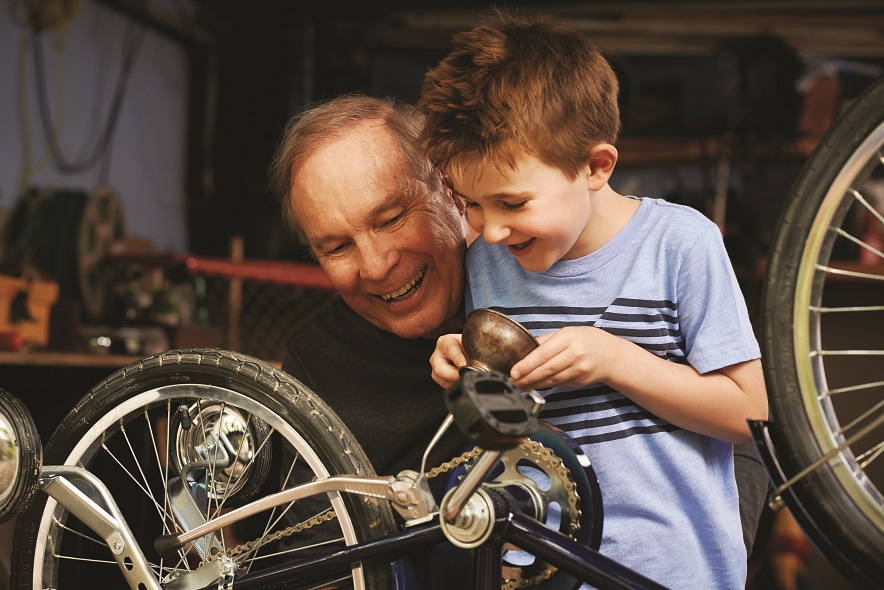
10,349,396,589
761,76,884,588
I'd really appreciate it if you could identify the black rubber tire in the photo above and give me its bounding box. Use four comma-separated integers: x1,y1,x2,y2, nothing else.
10,349,396,589
0,389,42,523
761,76,884,588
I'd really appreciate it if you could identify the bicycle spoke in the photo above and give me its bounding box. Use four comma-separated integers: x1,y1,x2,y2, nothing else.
100,441,169,522
54,516,106,549
835,227,884,262
850,188,884,225
856,441,884,470
246,532,346,562
812,349,884,357
240,450,302,572
54,554,120,566
835,399,884,439
827,380,884,396
816,264,884,282
812,305,884,313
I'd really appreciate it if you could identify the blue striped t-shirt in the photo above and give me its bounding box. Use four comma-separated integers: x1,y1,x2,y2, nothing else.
465,196,759,589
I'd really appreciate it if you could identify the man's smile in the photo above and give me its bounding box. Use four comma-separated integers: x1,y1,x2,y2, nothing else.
378,267,426,301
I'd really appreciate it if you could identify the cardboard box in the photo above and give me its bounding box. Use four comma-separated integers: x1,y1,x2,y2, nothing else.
0,276,60,347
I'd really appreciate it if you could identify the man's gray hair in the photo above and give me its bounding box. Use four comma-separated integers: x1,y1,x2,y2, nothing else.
269,94,442,245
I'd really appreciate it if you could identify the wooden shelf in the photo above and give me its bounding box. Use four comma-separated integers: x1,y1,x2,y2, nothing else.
616,134,821,166
0,351,142,367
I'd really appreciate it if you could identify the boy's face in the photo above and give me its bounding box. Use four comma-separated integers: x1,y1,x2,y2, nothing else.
446,154,596,272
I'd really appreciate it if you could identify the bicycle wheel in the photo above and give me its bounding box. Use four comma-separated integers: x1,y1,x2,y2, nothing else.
762,76,884,586
10,349,396,590
0,389,42,522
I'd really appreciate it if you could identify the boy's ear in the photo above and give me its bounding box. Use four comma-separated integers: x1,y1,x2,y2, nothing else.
585,143,618,191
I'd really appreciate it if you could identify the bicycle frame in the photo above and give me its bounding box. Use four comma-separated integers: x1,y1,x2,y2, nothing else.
4,366,669,590
34,456,666,590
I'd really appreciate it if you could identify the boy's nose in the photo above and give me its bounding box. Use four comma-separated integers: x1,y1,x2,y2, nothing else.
482,216,511,244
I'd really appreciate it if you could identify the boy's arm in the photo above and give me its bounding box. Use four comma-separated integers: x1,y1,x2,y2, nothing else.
511,326,768,444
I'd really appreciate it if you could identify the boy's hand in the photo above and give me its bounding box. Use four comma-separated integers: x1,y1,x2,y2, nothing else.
430,334,466,389
510,326,612,390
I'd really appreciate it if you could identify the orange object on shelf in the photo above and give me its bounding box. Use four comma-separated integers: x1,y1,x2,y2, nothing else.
0,276,60,347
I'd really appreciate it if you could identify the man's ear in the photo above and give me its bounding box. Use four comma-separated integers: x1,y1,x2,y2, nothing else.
439,169,467,215
586,143,618,191
446,186,467,215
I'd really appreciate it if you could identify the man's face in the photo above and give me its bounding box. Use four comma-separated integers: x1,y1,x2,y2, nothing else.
290,122,466,339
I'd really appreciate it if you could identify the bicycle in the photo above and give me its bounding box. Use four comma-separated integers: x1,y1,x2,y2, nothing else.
0,348,665,590
0,75,881,590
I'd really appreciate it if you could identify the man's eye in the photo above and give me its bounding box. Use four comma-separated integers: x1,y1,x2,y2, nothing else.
325,242,350,256
381,212,405,227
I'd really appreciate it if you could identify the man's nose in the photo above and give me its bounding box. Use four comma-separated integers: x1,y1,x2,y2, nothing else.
358,236,399,280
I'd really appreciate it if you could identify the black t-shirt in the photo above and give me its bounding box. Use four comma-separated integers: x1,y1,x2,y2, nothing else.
282,296,464,479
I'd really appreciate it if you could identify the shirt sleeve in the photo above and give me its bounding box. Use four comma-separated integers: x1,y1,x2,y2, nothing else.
676,225,761,374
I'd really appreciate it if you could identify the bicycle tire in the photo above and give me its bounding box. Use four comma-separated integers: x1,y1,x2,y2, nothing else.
10,348,396,590
762,75,884,587
0,389,42,523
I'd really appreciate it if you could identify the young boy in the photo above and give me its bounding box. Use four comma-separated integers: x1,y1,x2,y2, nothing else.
419,12,768,589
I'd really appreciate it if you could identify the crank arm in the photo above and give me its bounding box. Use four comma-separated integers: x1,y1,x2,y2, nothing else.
39,466,162,590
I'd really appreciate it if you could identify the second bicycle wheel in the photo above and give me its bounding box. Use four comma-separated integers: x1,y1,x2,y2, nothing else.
10,349,397,590
762,76,884,587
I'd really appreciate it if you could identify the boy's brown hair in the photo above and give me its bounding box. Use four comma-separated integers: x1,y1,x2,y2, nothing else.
418,11,621,181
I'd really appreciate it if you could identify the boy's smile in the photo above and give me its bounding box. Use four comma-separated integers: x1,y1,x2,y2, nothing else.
508,237,536,256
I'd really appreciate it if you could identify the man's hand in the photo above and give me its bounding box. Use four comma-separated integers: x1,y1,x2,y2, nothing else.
430,333,466,389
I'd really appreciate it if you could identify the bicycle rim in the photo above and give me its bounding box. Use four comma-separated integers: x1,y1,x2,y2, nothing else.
792,118,884,523
764,76,884,584
14,351,394,589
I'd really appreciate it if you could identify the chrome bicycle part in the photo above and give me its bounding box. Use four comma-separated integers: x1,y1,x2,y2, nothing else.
170,402,272,504
39,466,161,590
440,486,497,549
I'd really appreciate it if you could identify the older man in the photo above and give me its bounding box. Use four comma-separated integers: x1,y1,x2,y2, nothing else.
269,94,468,477
269,94,769,555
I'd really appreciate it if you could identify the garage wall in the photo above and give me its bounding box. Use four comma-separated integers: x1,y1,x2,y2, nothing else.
0,0,189,252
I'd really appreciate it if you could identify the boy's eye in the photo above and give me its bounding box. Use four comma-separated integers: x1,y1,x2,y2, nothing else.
463,200,480,209
503,201,527,211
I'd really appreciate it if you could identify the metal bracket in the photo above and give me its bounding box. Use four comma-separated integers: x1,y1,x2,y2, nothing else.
39,466,162,590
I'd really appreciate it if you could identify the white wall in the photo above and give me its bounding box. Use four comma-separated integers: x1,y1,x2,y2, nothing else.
0,0,189,252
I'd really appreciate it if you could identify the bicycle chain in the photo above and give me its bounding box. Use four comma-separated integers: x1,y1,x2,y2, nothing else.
201,440,580,589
